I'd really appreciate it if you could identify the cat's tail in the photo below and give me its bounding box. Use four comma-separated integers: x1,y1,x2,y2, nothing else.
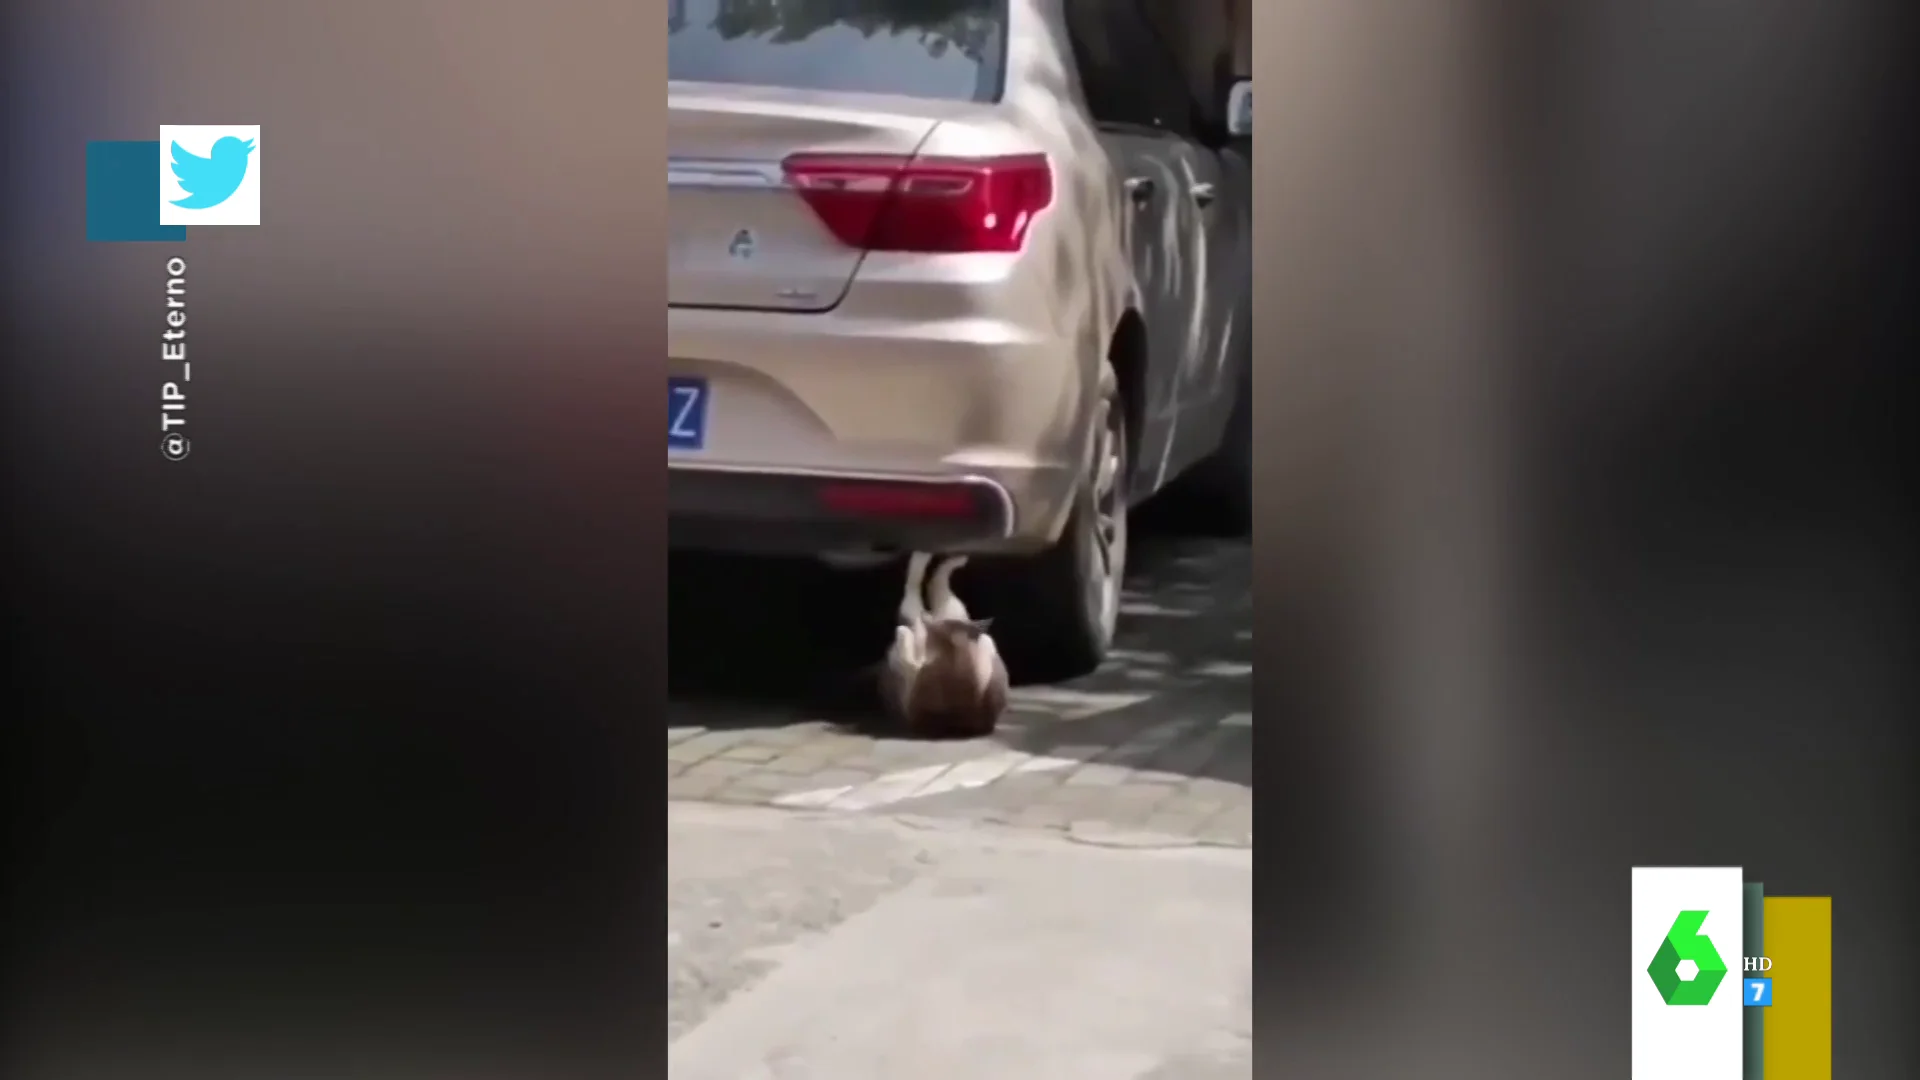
925,554,970,621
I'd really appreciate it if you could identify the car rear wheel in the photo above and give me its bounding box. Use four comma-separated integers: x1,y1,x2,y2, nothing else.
994,380,1128,682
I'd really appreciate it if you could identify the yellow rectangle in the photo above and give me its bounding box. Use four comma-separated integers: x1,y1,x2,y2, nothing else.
1761,896,1832,1079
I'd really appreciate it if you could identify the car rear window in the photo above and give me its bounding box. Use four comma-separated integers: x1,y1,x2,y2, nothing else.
669,0,1008,103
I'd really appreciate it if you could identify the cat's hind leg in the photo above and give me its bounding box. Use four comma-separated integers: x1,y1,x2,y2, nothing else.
899,552,934,623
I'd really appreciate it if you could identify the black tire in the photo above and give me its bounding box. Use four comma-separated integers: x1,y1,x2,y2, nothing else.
993,378,1129,683
1183,359,1251,536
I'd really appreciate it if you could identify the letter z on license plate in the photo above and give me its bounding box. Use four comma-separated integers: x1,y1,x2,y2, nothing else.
668,376,708,452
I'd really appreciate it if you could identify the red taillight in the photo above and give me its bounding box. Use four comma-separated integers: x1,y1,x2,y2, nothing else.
780,152,1053,254
817,483,981,518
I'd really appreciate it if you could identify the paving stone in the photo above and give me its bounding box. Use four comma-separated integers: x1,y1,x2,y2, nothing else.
789,767,880,791
669,773,731,800
1196,808,1254,847
680,758,761,782
759,751,853,776
1002,803,1076,831
668,731,747,763
747,724,832,746
1138,809,1218,837
1172,775,1247,800
1070,789,1176,831
1062,763,1136,787
710,778,799,804
1141,730,1234,776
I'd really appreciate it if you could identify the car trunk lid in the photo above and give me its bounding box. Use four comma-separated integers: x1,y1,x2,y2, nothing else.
667,87,949,313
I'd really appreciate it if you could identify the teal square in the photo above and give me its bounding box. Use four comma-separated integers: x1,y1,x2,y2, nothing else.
86,140,186,242
1743,977,1773,1007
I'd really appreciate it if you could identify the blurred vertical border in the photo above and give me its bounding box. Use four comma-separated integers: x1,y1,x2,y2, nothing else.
1248,1,1916,1075
2,4,668,1078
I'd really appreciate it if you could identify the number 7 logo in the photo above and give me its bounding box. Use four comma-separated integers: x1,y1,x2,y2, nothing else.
1743,977,1773,1007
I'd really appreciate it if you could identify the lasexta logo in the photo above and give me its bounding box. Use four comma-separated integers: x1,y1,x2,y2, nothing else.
1647,910,1728,1005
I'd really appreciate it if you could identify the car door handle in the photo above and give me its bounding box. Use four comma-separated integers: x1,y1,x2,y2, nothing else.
1124,176,1156,205
1189,182,1216,207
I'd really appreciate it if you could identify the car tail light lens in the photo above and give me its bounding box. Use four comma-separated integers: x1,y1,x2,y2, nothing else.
781,152,1053,254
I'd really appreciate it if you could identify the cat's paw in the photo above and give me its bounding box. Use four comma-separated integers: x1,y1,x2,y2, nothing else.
887,624,924,670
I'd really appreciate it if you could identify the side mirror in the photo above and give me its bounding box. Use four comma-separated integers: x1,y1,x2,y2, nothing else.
1225,78,1252,138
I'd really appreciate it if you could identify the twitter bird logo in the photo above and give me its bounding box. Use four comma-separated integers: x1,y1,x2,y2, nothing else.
170,135,254,209
157,125,262,227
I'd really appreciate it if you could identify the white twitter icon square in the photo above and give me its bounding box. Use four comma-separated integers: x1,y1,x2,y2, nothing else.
159,124,261,226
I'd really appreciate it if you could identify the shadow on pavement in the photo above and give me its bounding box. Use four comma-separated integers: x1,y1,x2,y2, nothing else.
668,499,1253,790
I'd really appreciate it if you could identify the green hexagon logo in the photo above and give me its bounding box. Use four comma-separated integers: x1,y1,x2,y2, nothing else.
1647,910,1728,1005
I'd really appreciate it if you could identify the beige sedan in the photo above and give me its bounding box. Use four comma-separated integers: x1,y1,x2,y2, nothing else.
668,0,1251,677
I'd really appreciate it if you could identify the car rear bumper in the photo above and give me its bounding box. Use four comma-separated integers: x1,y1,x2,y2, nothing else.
667,300,1094,555
668,466,1019,556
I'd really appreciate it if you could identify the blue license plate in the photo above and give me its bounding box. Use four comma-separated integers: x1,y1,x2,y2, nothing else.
668,376,708,451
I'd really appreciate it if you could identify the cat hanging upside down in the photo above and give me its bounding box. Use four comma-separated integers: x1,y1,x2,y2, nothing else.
881,552,1009,738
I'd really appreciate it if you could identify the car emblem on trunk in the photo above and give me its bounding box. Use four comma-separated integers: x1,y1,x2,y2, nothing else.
727,228,755,259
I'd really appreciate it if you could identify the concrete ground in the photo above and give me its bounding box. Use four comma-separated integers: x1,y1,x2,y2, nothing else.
669,802,1252,1078
669,518,1252,1075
